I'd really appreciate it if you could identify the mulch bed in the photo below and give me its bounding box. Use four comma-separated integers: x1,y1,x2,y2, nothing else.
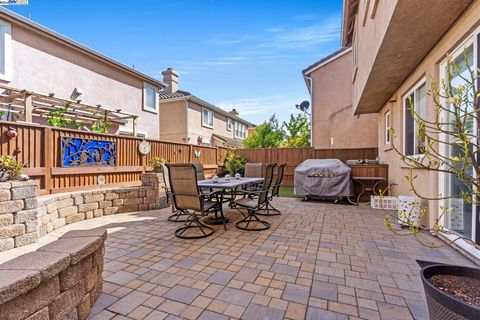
428,274,480,308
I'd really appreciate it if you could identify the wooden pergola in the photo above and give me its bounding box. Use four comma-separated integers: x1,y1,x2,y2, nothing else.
0,84,139,135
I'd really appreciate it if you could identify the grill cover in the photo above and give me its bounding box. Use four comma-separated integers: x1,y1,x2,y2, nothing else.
294,159,353,197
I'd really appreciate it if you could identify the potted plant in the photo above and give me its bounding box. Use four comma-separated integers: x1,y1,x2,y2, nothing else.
0,155,23,181
383,51,480,319
149,157,166,173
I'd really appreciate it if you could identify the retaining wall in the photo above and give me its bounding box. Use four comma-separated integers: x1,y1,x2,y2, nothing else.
0,173,167,251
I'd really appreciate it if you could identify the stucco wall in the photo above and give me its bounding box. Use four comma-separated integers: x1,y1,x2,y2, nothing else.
310,50,378,149
3,18,161,139
186,101,239,146
376,1,480,227
352,0,397,110
159,99,188,143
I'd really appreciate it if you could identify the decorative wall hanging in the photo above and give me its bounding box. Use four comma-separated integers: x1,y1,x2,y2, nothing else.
61,136,116,167
194,150,201,158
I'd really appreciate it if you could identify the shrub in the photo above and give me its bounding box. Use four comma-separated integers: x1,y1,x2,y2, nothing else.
0,155,23,179
224,152,247,176
149,156,166,168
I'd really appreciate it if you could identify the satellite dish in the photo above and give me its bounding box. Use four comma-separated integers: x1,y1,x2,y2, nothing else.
295,101,310,114
299,101,310,111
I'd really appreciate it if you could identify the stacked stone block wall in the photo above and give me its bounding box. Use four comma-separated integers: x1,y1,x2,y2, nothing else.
0,173,167,252
0,228,106,320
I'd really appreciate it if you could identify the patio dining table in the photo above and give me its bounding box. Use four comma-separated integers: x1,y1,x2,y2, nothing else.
198,177,264,226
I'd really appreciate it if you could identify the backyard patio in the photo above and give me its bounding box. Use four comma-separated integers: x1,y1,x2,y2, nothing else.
2,197,474,320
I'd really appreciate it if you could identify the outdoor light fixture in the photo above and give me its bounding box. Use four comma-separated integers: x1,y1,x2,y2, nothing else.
70,87,84,100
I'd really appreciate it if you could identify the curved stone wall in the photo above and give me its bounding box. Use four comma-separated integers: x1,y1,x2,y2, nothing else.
0,227,106,320
0,173,167,251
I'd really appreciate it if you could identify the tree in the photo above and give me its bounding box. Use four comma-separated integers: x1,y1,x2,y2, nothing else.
281,113,310,147
243,114,284,148
384,50,480,250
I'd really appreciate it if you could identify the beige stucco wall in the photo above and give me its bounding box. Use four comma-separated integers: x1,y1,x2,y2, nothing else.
375,1,480,227
186,101,239,146
352,0,397,110
3,17,161,139
310,50,378,149
159,99,188,143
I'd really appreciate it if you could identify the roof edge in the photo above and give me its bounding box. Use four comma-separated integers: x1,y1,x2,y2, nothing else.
302,47,352,76
0,7,166,87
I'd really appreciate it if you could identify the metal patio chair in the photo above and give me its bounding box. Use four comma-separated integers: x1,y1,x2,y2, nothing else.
258,163,287,216
232,163,276,231
167,163,221,239
162,163,189,222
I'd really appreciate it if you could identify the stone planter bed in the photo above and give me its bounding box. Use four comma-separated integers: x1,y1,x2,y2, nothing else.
0,227,106,320
0,173,167,252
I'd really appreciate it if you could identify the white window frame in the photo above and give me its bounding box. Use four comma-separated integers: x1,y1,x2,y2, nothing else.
234,122,246,139
143,82,158,113
402,78,426,157
227,118,233,131
385,110,391,145
0,19,11,82
438,31,479,254
202,107,213,128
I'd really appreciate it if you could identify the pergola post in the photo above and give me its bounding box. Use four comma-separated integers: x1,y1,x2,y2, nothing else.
24,93,32,122
132,117,137,137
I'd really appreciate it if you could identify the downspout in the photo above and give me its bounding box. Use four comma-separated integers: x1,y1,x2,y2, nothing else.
304,75,314,148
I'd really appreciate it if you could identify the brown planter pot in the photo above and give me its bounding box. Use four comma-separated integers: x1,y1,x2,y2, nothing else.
154,166,163,173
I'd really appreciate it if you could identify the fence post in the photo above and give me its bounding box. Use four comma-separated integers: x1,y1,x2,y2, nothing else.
44,127,53,194
188,144,193,163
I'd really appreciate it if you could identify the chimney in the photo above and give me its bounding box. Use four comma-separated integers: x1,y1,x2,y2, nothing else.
229,109,239,117
162,68,179,93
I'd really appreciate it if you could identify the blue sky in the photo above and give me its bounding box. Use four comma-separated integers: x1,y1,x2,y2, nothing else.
10,0,343,124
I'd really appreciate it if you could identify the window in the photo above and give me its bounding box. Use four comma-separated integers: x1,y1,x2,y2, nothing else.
202,108,213,128
227,118,233,131
143,82,158,113
385,110,391,144
404,80,426,156
0,19,11,81
235,122,246,139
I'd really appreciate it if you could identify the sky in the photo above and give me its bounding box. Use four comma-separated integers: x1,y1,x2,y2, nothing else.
9,0,343,124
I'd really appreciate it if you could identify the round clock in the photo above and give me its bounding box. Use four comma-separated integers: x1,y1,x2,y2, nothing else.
138,140,151,155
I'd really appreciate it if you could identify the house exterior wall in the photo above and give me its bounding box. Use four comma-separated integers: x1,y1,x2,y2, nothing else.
186,100,238,146
374,1,480,227
351,0,397,111
309,50,377,149
2,14,162,139
159,99,188,143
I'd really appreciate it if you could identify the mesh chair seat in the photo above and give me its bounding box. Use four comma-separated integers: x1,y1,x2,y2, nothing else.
234,197,258,209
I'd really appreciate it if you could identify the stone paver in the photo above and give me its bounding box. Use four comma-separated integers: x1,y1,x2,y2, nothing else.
2,197,475,319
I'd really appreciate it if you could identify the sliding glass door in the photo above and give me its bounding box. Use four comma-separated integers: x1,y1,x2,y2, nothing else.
440,38,478,244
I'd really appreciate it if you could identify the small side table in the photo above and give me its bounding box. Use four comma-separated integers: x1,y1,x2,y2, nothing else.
348,176,388,205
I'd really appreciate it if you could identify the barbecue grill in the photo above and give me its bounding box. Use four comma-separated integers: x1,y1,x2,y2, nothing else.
294,159,353,198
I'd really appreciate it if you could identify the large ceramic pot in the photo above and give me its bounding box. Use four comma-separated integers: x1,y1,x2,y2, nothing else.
420,264,480,320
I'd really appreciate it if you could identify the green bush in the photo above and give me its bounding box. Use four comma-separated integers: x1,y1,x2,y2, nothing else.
224,152,247,176
0,155,23,179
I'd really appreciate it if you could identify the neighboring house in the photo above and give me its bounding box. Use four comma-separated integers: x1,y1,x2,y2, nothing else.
159,68,254,147
336,0,479,255
0,7,165,139
302,47,378,149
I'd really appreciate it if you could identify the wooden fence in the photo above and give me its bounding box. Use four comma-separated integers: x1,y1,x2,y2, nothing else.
238,147,379,186
1,121,222,195
1,120,381,194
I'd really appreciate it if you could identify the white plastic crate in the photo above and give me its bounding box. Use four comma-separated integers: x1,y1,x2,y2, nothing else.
370,196,398,210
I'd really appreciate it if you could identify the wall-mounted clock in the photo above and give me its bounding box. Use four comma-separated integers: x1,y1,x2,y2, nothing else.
138,140,151,155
